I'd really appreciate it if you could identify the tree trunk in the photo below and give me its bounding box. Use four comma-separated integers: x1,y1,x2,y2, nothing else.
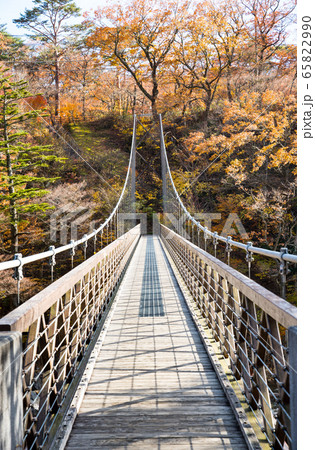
151,71,159,122
117,73,122,115
54,50,60,123
203,89,213,123
82,82,86,121
132,84,137,115
226,66,233,102
82,88,86,121
151,98,159,122
3,111,19,253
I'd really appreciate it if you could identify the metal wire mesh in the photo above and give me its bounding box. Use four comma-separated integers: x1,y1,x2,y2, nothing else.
161,224,296,449
0,226,140,449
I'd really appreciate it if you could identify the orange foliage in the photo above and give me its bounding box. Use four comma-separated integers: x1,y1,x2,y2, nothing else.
25,95,47,110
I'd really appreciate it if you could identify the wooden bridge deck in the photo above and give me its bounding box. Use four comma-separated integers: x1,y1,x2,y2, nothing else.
66,236,248,449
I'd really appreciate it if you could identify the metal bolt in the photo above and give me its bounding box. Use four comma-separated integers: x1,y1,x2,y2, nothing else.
13,253,23,282
70,240,76,257
49,246,56,268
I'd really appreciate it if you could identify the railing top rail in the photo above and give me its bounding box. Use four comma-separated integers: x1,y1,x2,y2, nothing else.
0,225,140,332
159,114,297,265
161,224,297,328
0,115,137,273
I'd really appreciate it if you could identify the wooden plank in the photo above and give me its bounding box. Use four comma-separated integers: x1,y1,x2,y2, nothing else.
66,236,249,450
66,436,248,449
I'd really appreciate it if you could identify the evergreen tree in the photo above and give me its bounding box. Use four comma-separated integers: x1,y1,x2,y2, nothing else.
14,0,81,123
0,25,27,62
0,68,65,253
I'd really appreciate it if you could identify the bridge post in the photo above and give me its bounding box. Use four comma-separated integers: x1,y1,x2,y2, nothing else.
288,326,297,450
0,332,23,450
152,213,161,236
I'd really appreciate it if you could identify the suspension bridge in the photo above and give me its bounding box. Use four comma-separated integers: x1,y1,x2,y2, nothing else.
0,116,297,450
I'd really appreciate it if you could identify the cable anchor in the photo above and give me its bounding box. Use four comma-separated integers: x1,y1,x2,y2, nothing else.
13,253,23,305
13,253,24,282
226,236,232,265
49,246,56,281
279,247,290,299
204,226,209,251
246,242,254,278
213,232,218,258
70,240,76,268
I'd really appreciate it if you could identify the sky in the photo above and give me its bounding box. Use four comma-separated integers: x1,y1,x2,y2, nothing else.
1,0,297,43
1,0,117,36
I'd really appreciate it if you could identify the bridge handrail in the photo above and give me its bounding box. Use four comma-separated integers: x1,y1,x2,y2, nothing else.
0,227,138,331
0,116,137,273
161,224,297,328
161,223,296,449
159,115,297,265
0,225,141,449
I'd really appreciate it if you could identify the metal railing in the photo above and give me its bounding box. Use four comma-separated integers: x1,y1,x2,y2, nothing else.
0,116,137,302
161,224,297,450
159,115,297,297
0,225,140,450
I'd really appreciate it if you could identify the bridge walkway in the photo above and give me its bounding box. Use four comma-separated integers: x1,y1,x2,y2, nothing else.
65,235,248,449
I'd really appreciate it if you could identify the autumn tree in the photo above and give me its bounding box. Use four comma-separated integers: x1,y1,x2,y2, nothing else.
87,0,189,121
89,65,153,118
209,0,247,102
0,69,65,253
241,0,296,80
14,0,81,124
59,23,101,121
177,87,296,250
0,25,28,63
173,0,246,119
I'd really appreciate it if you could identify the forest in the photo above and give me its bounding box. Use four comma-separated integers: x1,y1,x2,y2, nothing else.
0,0,297,314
